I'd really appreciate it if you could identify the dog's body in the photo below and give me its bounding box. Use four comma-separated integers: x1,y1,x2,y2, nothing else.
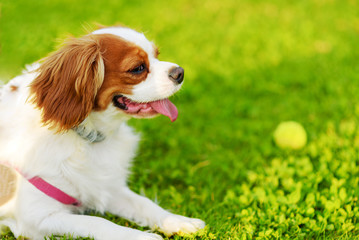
0,27,204,240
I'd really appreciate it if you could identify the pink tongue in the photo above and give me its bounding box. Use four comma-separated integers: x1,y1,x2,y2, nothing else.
149,99,178,122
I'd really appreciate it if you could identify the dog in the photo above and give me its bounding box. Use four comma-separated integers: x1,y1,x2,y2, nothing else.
0,26,205,240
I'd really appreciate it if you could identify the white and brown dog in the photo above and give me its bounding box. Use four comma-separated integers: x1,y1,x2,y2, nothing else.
0,26,205,240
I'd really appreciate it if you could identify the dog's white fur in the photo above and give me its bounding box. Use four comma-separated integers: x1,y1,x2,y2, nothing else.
0,27,204,240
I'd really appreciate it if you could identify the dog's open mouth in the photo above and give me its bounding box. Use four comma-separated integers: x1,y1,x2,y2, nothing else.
113,95,178,122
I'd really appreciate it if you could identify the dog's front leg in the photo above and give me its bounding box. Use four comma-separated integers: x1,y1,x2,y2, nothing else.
108,187,205,236
37,212,163,240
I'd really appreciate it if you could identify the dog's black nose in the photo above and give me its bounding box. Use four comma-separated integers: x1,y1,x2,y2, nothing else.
169,67,184,84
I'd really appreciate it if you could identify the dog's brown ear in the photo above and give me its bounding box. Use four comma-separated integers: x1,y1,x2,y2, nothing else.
30,35,104,132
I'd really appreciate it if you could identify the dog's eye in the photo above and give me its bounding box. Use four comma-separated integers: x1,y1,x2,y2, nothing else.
129,64,146,74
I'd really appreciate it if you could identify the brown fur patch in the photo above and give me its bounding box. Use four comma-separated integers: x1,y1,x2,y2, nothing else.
153,45,160,58
30,35,105,132
93,34,150,110
10,85,18,92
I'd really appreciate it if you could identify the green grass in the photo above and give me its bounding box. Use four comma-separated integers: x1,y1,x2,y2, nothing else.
1,0,359,239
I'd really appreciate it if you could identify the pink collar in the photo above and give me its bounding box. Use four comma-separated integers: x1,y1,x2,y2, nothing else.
1,162,81,206
27,176,81,206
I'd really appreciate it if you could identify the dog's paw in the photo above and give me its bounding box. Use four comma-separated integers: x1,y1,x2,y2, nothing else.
158,214,205,236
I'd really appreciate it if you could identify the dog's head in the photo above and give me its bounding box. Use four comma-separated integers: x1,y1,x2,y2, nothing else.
30,27,183,131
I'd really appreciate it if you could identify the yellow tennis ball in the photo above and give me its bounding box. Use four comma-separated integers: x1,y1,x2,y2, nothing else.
273,121,307,150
